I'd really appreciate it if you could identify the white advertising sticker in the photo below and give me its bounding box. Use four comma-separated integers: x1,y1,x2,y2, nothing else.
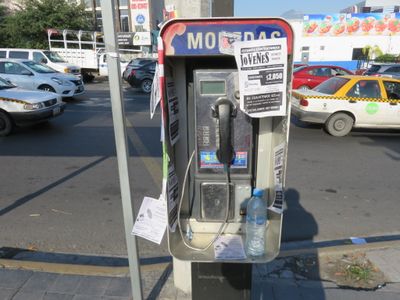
167,164,179,232
214,235,246,260
268,142,285,214
132,196,167,244
234,38,288,118
166,78,179,145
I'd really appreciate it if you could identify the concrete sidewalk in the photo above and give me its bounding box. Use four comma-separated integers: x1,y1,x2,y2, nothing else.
1,241,400,300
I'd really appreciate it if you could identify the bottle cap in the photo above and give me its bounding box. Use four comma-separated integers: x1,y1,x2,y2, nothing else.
253,188,264,197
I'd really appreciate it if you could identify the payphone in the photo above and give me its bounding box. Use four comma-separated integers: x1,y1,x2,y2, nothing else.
192,70,253,223
158,18,294,263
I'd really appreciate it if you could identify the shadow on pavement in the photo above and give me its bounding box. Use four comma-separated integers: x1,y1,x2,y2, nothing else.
282,188,318,242
251,188,326,299
0,156,109,216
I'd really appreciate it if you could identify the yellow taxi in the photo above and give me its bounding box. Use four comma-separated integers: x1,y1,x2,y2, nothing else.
291,75,400,136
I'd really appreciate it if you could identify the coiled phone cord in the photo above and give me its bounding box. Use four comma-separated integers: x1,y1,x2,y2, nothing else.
177,150,231,252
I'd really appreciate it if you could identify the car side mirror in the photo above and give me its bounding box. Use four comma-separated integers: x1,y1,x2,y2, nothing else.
21,70,33,76
41,58,48,64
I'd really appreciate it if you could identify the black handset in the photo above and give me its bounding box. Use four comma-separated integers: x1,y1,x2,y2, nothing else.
212,97,237,165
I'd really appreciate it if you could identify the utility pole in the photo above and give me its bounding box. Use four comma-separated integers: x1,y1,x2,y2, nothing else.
100,1,143,299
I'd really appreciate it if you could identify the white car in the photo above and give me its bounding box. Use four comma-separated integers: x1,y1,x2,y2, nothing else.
0,76,65,136
291,76,400,136
0,58,84,98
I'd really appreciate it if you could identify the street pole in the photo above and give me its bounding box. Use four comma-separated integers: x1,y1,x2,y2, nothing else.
100,1,143,299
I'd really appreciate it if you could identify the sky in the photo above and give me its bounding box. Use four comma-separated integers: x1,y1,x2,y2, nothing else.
234,0,360,17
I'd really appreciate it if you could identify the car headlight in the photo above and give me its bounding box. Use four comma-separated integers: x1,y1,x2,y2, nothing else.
52,77,71,86
64,67,72,73
24,103,44,110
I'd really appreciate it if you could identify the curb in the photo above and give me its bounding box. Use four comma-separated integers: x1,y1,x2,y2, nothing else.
1,240,399,277
279,240,400,258
0,258,170,277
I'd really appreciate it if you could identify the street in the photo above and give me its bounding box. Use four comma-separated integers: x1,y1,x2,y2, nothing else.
0,79,399,259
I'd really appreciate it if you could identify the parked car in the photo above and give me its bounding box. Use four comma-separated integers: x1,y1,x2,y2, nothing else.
0,59,84,98
292,65,353,90
0,76,65,136
363,63,400,79
294,63,308,68
122,58,157,93
0,48,81,77
291,75,400,136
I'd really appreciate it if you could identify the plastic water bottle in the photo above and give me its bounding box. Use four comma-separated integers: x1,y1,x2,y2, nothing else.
245,188,267,257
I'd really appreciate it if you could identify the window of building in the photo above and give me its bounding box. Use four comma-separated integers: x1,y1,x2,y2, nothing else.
120,9,129,32
371,6,383,12
362,7,371,13
119,0,128,6
84,0,93,9
395,6,400,12
352,48,367,60
95,11,103,31
301,46,310,51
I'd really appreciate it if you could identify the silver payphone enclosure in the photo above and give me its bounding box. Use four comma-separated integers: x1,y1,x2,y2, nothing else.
159,18,294,263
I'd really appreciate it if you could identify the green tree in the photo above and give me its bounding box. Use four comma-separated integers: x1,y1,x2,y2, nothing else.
362,45,383,60
0,0,93,49
0,0,10,46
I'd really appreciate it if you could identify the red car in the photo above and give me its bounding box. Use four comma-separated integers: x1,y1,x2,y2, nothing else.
292,65,353,90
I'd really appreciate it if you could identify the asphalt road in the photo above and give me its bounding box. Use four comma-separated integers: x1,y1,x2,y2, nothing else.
0,79,399,259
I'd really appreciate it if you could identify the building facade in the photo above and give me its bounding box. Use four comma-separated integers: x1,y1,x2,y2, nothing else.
80,0,163,33
341,0,400,13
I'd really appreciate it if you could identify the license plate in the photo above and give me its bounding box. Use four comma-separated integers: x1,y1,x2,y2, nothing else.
53,106,61,116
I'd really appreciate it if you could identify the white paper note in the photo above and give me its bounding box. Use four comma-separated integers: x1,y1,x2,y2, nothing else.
132,196,167,244
214,235,246,260
234,38,288,118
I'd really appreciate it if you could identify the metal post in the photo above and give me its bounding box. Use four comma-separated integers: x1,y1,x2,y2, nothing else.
100,1,143,299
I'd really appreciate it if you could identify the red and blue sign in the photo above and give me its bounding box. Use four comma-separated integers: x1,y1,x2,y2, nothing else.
161,19,293,56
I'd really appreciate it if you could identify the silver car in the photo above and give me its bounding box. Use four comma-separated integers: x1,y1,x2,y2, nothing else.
364,63,400,79
0,76,65,136
0,58,84,97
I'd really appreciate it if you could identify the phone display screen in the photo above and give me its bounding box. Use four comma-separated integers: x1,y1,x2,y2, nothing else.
200,81,226,95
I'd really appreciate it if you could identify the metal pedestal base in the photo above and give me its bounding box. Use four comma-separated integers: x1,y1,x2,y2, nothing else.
192,262,252,300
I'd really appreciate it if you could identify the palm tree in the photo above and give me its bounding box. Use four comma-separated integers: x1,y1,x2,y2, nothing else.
362,45,383,60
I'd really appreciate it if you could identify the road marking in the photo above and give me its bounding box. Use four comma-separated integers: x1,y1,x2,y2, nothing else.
0,258,170,276
125,117,162,186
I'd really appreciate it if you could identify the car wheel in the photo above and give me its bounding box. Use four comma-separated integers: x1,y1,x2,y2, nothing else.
141,79,153,93
325,112,354,137
38,85,56,93
298,85,310,91
0,111,13,137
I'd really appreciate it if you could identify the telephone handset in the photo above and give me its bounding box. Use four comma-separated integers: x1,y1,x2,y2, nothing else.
212,97,237,165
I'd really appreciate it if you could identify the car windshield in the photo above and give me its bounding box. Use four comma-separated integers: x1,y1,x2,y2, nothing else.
313,77,350,95
293,65,308,73
0,77,15,89
22,61,57,73
43,51,67,63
